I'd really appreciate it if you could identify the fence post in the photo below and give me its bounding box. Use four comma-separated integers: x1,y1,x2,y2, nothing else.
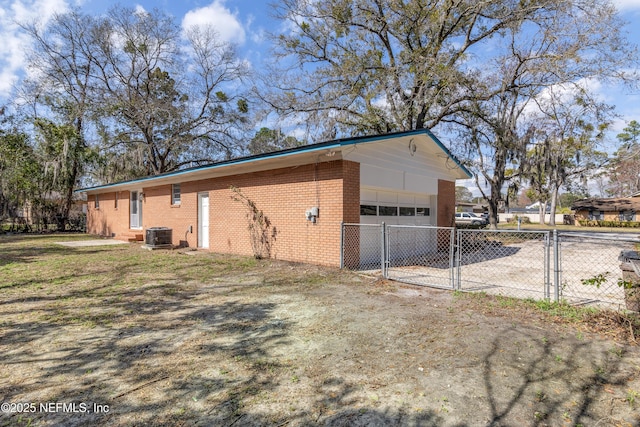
339,221,344,269
553,229,560,303
544,231,550,300
381,222,387,278
449,227,456,290
456,228,462,290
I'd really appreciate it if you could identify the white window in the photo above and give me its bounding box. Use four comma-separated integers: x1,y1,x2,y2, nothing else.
172,184,181,205
95,194,100,209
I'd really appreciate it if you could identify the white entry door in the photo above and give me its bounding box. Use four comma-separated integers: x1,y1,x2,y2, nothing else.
130,190,143,229
197,193,210,248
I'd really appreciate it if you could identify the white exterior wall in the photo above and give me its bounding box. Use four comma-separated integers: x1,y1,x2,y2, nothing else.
343,134,464,265
343,135,457,227
499,213,565,224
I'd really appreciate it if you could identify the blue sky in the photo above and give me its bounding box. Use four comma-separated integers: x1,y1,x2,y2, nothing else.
1,0,640,137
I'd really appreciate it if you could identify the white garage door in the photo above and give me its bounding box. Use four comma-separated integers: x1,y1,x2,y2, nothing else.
358,188,436,266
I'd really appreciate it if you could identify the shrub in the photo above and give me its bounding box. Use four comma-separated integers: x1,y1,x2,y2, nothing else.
578,220,640,228
507,215,531,224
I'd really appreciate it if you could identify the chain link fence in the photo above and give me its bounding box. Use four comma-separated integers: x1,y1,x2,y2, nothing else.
457,229,551,300
557,233,635,309
385,225,455,289
341,223,639,310
341,223,384,272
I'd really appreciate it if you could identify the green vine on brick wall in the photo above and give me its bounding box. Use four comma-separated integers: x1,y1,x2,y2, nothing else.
230,186,277,259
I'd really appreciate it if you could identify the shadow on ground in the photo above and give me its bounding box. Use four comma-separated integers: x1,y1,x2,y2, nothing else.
0,235,638,426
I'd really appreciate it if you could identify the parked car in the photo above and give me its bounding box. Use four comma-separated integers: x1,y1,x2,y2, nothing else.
455,212,488,227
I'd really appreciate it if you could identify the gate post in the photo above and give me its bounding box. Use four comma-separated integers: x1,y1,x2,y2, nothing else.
544,231,550,300
553,229,560,303
340,221,344,269
456,228,462,290
380,222,386,278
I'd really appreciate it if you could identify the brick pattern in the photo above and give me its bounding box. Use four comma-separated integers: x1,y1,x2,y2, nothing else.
87,160,361,267
87,191,137,239
437,179,456,227
342,160,360,224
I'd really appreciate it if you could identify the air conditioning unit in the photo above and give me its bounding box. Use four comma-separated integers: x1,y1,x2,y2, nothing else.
145,227,173,249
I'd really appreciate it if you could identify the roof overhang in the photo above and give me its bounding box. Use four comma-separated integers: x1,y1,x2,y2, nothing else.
571,197,640,211
77,129,472,194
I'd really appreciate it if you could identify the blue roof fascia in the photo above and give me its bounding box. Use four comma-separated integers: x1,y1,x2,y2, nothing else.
76,128,471,193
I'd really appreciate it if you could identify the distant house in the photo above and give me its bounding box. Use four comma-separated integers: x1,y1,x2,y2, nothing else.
77,129,471,267
571,196,640,222
455,202,488,214
15,192,86,228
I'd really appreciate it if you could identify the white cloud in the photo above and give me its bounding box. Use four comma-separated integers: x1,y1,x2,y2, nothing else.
181,0,245,45
133,4,147,17
0,0,70,100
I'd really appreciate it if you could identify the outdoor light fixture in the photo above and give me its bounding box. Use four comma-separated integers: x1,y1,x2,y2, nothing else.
408,139,417,156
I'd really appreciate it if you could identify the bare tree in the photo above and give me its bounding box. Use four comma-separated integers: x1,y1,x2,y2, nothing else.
91,7,251,177
528,88,612,225
446,0,634,228
606,120,640,196
264,0,630,139
20,10,96,229
21,6,252,186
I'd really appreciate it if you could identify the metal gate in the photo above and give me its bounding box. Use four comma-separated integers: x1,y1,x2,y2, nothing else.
456,229,552,300
341,223,633,309
385,225,455,289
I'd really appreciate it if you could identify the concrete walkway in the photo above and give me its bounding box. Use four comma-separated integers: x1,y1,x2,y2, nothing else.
55,239,128,247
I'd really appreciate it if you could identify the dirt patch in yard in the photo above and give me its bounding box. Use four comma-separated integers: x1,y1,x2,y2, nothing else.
1,235,639,426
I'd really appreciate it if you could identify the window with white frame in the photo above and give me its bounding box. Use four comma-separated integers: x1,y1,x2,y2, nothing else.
172,184,181,205
95,194,100,209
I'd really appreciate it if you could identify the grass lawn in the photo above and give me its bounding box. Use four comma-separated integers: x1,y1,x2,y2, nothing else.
1,234,639,426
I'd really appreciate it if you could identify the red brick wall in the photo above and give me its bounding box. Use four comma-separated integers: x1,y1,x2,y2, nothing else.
437,179,456,227
87,191,135,239
342,160,360,223
86,160,361,267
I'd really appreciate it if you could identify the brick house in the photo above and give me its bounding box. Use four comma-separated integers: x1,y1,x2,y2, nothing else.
78,129,471,267
572,196,640,222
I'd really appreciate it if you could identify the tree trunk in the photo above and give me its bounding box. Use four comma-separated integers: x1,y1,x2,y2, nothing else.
549,185,559,226
487,180,502,230
538,201,546,225
487,199,499,230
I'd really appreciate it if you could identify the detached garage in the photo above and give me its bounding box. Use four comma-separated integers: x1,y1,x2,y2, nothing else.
79,129,471,267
